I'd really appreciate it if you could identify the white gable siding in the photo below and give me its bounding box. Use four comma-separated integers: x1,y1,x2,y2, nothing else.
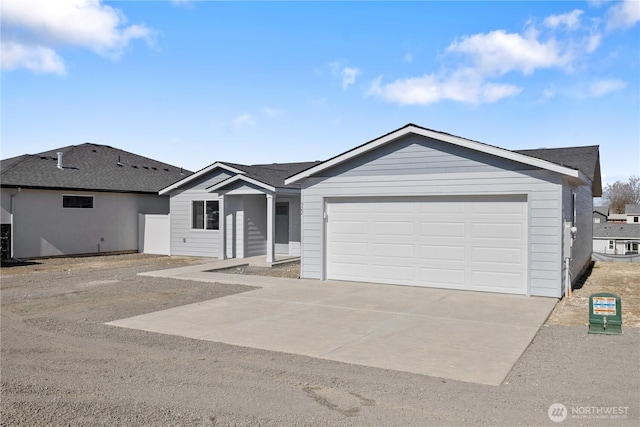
168,170,232,257
300,136,566,298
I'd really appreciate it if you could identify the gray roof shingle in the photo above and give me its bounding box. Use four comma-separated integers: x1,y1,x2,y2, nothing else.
593,223,640,239
1,143,192,193
514,145,601,195
626,204,640,215
220,161,322,189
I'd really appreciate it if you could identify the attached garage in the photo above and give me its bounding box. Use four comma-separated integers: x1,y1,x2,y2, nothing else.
326,196,527,294
285,124,601,298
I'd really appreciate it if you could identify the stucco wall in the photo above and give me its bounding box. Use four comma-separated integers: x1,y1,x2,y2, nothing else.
6,188,168,258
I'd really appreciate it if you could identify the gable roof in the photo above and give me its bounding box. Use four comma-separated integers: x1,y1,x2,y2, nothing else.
593,206,609,217
161,160,321,195
1,143,191,194
593,223,640,239
626,204,640,215
284,124,598,194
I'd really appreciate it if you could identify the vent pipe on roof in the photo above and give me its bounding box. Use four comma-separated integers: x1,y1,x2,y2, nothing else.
57,152,63,169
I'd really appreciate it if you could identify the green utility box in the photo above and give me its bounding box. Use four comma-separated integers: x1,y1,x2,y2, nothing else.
588,293,622,335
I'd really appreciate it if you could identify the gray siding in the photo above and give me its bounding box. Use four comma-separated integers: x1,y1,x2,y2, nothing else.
300,139,567,298
322,134,536,177
168,170,232,257
562,179,593,290
245,195,267,257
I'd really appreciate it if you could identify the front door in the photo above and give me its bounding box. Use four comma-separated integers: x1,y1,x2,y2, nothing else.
275,202,289,254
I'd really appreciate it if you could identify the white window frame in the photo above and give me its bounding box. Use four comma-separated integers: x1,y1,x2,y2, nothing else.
191,200,219,230
608,240,614,250
62,195,94,209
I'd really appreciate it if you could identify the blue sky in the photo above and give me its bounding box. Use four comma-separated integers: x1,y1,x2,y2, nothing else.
1,1,639,186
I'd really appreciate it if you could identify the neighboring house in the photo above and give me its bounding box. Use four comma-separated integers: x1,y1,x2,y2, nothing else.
285,124,601,298
1,143,189,259
626,204,640,224
159,161,320,262
593,206,608,223
593,223,640,255
608,213,627,223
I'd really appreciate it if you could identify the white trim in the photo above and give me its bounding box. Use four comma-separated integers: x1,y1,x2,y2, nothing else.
207,174,276,193
285,125,583,185
159,162,246,195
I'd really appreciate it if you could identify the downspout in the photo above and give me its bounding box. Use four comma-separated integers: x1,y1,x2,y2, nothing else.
9,187,21,259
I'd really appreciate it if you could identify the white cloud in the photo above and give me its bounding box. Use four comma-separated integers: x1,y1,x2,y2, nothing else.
1,41,66,75
232,114,254,129
606,0,640,30
447,30,572,75
1,0,153,74
544,9,584,30
341,67,361,90
262,107,284,118
367,69,521,106
587,78,628,97
404,53,414,63
329,61,361,90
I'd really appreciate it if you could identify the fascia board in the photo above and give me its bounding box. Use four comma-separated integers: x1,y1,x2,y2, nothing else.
159,162,246,195
207,174,276,193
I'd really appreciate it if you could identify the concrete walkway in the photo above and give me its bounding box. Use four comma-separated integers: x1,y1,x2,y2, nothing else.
108,261,557,386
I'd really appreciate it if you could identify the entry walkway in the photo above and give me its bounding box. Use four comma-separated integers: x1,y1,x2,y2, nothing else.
108,262,557,386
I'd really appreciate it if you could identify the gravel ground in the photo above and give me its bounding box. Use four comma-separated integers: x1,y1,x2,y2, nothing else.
1,255,639,426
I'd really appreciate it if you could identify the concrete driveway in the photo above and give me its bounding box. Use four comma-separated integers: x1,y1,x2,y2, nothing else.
107,264,557,386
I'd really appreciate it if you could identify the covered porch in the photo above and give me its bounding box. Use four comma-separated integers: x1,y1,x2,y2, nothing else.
210,177,301,264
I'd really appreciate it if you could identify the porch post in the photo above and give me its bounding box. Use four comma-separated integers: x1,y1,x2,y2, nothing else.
266,193,275,263
218,195,226,260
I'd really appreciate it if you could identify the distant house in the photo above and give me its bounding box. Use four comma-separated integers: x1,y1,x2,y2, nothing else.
593,223,640,255
625,204,640,224
1,143,189,259
159,161,320,263
593,206,608,223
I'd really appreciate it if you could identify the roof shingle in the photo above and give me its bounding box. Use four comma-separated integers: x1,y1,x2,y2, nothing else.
1,143,191,193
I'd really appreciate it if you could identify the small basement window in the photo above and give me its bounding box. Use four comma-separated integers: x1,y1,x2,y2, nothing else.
192,200,219,230
63,195,94,209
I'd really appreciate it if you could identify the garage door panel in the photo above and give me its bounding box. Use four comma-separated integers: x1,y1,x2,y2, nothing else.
372,264,415,281
373,243,414,258
472,271,523,292
373,221,414,236
472,223,522,239
419,245,465,261
418,267,466,286
331,241,368,256
327,196,526,294
420,222,465,237
331,220,368,235
472,247,522,264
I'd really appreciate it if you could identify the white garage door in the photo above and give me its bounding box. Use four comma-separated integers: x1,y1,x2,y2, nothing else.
326,196,527,294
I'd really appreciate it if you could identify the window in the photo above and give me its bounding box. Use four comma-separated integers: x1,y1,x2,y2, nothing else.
626,243,638,254
608,240,614,250
192,200,219,230
634,216,639,223
63,195,93,208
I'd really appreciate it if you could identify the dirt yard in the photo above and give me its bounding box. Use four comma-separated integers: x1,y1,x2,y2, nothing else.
547,261,640,327
1,254,639,426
